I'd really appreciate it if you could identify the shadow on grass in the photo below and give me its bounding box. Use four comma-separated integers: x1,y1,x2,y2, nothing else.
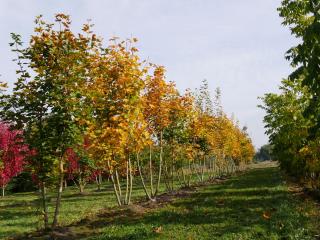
83,167,315,240
10,167,318,240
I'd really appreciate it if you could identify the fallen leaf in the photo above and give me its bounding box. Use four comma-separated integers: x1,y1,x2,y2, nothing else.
153,226,162,233
262,211,271,220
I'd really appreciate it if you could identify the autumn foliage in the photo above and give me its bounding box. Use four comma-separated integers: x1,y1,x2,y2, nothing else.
0,123,28,196
0,14,255,229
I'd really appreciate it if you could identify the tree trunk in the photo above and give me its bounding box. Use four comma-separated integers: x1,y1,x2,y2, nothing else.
108,158,122,206
1,185,5,197
79,174,85,193
79,184,84,193
96,174,102,191
208,157,212,179
188,160,192,187
115,169,122,200
99,174,102,189
111,171,122,206
40,182,49,229
181,168,187,187
52,158,64,228
137,153,153,201
171,145,174,191
200,156,205,182
125,159,129,205
155,131,163,196
149,145,154,197
128,155,133,205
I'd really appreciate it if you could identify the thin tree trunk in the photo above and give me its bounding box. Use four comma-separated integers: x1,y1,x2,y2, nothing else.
171,145,174,191
149,145,154,197
193,158,202,182
1,185,4,197
208,158,212,179
188,160,192,187
108,157,122,206
115,169,122,200
40,182,49,229
110,171,122,206
79,173,84,193
155,131,163,196
128,155,133,205
201,155,207,182
125,159,129,205
96,174,102,191
99,174,102,190
79,183,84,193
137,153,153,201
181,168,187,187
52,158,64,228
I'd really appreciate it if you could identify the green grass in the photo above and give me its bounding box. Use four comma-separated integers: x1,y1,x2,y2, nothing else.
1,165,319,240
0,177,182,239
0,184,113,238
89,166,320,240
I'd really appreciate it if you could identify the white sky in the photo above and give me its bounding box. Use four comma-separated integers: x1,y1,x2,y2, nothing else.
0,0,297,148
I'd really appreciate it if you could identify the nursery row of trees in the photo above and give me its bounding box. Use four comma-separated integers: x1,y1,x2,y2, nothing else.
261,0,320,190
0,14,254,229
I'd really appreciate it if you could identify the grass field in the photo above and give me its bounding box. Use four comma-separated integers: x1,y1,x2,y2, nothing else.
0,174,185,239
86,166,320,240
1,163,320,240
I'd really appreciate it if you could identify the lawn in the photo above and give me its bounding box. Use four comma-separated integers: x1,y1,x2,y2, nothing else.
0,174,185,239
1,164,320,240
86,166,320,240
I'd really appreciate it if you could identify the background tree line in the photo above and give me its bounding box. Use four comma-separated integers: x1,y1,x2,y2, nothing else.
261,0,320,191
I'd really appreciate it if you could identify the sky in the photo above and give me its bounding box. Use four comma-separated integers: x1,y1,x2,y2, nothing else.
0,0,297,148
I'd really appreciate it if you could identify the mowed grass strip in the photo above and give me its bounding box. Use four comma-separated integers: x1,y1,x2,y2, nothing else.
0,174,196,239
89,166,320,240
0,181,172,239
1,164,320,240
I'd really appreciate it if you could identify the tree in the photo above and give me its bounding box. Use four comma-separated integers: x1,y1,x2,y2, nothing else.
87,37,148,206
3,14,99,229
0,79,7,109
255,144,273,161
0,122,28,197
65,137,94,193
260,78,313,181
259,1,320,190
278,0,320,136
0,81,7,94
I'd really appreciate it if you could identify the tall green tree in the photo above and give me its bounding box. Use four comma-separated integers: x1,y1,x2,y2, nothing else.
3,14,99,229
260,79,312,178
278,0,320,136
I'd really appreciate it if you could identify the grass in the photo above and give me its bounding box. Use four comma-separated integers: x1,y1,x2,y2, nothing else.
0,183,114,239
89,166,320,240
0,175,183,239
1,163,319,240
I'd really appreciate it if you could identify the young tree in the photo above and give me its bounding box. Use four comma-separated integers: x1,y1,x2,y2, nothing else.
260,79,313,181
141,66,177,198
3,14,99,228
65,137,94,193
88,37,148,206
0,123,28,197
